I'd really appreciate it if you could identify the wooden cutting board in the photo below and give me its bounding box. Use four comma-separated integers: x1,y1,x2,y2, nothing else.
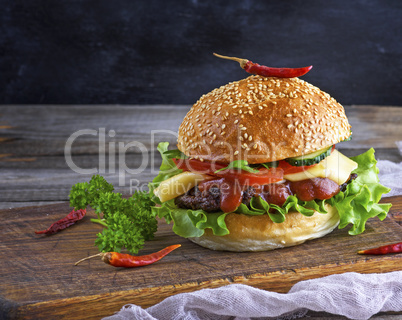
1,197,401,320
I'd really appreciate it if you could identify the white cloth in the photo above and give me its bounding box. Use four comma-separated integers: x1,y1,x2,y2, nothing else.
104,272,402,320
378,141,402,197
377,160,402,197
104,159,402,320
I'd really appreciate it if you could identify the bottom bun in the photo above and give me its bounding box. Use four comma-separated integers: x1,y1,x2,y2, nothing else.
188,204,340,252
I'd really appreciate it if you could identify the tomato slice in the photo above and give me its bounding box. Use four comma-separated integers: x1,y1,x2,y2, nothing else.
215,167,284,185
172,158,226,175
173,158,284,185
277,160,317,175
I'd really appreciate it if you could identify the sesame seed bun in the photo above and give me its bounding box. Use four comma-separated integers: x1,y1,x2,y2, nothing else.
177,76,351,164
189,204,340,252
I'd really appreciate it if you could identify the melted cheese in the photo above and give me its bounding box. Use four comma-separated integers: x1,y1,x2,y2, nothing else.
154,171,213,203
284,149,358,185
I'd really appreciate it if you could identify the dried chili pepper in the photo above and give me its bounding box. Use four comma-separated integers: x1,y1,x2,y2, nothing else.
74,244,181,268
213,53,313,78
35,208,86,235
358,242,402,255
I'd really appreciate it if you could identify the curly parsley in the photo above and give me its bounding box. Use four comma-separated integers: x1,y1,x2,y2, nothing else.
69,175,157,254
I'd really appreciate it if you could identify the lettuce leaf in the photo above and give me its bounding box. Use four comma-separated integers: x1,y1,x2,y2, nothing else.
327,148,392,235
148,142,182,204
215,160,260,173
150,143,391,238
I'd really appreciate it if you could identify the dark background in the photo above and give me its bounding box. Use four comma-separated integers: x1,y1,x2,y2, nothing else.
1,0,401,106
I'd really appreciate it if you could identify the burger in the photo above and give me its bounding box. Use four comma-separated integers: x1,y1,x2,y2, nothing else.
149,74,391,251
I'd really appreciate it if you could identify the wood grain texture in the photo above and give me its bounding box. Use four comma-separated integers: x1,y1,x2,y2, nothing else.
0,196,401,319
0,105,401,209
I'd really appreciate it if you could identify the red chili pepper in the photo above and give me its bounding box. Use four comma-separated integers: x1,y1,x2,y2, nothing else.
35,208,86,235
74,244,181,268
213,53,312,78
358,242,402,255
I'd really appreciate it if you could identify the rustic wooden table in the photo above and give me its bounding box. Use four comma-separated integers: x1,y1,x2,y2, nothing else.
1,105,401,209
0,105,401,319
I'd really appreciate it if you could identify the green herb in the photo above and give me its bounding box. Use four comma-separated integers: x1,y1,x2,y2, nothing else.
163,149,189,159
214,160,260,174
259,161,279,169
69,175,157,254
149,142,183,204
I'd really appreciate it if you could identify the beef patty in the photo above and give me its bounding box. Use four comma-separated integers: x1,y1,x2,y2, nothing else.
175,185,256,213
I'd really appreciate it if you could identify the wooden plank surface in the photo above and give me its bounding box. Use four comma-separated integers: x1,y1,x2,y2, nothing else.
0,196,401,320
0,105,401,209
0,105,401,319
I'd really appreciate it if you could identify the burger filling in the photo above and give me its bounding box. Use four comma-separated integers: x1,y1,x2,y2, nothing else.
154,146,359,214
150,142,391,237
175,174,357,213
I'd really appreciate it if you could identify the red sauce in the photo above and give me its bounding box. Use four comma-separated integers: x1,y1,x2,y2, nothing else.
261,183,292,206
220,178,243,213
198,177,340,212
198,178,243,213
240,178,340,209
289,178,340,202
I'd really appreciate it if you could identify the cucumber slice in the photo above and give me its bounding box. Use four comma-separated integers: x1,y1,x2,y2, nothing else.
285,146,333,166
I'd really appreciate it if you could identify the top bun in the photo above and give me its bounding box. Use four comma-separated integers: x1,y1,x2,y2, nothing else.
177,75,351,164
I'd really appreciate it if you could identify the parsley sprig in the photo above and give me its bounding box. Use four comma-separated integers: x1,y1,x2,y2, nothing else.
69,175,157,254
214,159,259,173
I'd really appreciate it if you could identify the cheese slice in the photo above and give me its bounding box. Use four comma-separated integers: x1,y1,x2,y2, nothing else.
284,149,358,185
154,171,213,203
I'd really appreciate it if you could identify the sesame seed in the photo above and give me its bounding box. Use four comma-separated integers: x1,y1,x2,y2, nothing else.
234,151,239,155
